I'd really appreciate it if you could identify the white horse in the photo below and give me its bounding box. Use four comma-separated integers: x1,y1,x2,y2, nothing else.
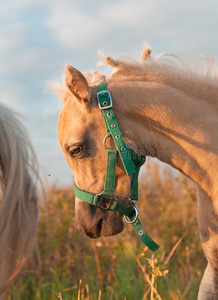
54,46,218,299
0,104,38,297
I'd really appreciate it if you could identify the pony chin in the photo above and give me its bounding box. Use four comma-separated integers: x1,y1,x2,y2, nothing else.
75,201,124,238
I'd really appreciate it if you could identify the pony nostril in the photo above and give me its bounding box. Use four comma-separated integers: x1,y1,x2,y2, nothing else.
96,218,103,236
75,218,104,238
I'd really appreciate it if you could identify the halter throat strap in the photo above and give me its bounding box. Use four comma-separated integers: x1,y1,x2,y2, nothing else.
74,82,159,252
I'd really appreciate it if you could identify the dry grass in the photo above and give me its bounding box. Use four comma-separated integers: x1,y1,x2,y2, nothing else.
7,160,205,299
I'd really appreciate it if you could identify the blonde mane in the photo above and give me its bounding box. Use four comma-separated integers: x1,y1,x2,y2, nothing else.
51,45,218,104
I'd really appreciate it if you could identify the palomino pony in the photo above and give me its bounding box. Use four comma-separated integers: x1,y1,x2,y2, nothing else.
0,104,38,297
55,46,218,299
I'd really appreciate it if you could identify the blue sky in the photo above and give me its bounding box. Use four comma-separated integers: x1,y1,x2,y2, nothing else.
1,0,218,186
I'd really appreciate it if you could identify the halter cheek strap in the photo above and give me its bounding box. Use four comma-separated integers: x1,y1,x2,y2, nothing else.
74,82,159,252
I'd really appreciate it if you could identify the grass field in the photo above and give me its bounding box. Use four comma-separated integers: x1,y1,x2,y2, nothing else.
7,160,206,299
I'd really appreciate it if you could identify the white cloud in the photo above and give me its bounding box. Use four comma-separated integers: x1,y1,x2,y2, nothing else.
0,0,51,14
42,0,218,61
98,1,159,27
0,85,26,112
44,2,101,51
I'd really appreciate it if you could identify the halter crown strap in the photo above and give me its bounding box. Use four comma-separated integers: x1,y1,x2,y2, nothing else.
74,82,159,252
97,82,136,175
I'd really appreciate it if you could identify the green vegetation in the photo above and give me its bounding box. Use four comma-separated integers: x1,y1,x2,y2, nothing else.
7,160,206,299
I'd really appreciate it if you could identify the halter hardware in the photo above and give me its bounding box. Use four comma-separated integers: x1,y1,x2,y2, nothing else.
97,90,113,109
95,191,117,210
74,82,159,252
124,203,139,224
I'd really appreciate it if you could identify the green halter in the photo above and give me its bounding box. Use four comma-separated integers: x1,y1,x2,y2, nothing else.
74,82,159,252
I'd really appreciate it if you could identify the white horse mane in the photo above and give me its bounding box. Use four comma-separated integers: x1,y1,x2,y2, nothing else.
0,104,39,297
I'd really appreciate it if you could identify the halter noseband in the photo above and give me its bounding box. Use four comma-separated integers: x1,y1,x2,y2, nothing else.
74,82,159,252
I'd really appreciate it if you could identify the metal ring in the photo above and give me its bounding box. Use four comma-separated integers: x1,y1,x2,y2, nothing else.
103,135,113,150
124,204,139,224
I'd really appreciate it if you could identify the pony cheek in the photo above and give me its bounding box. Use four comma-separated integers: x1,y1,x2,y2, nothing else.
114,174,133,204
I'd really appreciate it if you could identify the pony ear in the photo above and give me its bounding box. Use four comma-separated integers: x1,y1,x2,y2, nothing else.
65,65,90,102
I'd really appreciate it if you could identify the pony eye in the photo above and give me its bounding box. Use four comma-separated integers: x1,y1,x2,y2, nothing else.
69,145,83,157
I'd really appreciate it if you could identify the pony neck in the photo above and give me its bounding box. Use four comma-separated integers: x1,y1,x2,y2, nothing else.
110,79,218,198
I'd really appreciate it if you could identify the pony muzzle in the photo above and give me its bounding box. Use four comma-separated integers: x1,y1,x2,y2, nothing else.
75,200,124,238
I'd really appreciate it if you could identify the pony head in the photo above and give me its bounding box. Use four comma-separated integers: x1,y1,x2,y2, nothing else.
57,65,134,238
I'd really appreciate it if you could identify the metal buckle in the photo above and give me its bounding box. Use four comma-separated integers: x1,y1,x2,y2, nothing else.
96,191,116,210
97,90,113,110
129,198,138,209
124,203,139,224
